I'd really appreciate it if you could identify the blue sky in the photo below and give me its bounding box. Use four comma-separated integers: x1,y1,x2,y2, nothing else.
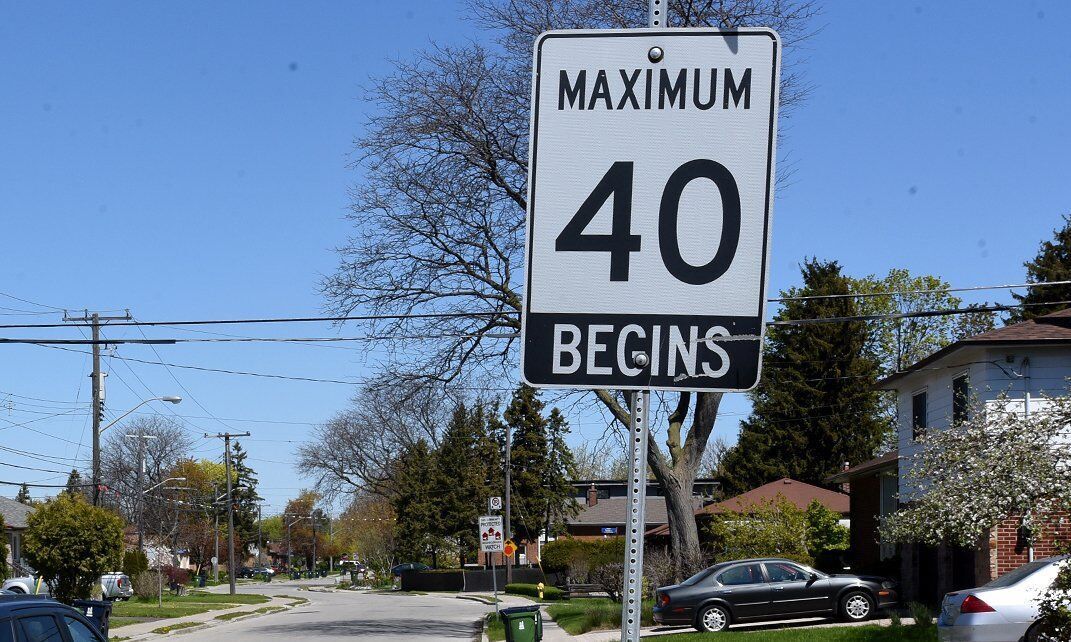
1,1,1068,515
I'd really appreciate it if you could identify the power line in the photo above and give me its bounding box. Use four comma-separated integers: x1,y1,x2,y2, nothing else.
0,291,68,312
769,279,1071,303
0,310,509,330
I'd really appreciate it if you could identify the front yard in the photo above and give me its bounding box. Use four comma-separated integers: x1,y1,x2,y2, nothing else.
109,592,271,629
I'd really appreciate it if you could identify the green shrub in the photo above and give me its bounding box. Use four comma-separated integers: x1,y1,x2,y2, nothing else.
123,550,149,578
504,583,565,600
705,496,812,565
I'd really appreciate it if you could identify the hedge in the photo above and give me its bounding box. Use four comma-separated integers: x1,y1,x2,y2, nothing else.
505,583,565,601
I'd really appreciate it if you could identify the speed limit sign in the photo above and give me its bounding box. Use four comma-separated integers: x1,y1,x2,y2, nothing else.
521,29,780,392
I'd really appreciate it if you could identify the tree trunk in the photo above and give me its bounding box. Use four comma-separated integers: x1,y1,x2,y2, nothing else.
652,466,701,575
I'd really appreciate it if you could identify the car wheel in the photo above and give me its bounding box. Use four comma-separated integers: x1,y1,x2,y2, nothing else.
695,604,731,632
1026,620,1054,642
7,587,24,594
840,591,874,622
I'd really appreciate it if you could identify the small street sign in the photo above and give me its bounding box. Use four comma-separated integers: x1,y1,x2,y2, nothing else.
479,515,504,553
503,539,516,557
521,29,781,392
489,496,503,511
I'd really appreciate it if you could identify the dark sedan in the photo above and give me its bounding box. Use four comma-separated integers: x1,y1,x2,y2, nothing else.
654,558,898,632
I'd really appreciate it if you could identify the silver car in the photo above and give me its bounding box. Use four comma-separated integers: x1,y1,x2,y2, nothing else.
937,556,1066,642
2,572,133,600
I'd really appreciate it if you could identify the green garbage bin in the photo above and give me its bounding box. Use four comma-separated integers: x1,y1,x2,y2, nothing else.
499,605,541,642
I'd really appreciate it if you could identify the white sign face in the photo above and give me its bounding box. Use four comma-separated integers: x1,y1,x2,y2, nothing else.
489,496,503,511
521,29,780,391
479,515,504,553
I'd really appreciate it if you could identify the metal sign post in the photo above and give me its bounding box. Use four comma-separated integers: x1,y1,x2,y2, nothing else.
520,0,780,639
479,515,505,615
620,389,650,642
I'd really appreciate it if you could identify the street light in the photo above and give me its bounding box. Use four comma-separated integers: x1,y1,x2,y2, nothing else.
143,477,187,494
100,396,182,434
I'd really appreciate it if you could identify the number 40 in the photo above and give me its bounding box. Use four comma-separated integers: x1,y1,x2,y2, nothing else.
554,159,741,285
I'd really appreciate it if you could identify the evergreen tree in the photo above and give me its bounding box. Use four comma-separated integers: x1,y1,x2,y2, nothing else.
1009,214,1071,322
502,386,580,544
718,259,885,494
435,403,500,564
504,386,550,543
64,469,86,498
15,483,32,505
230,441,261,553
543,408,579,536
389,440,441,564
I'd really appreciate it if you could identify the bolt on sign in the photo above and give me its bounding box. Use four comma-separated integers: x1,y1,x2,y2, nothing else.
479,515,504,553
521,29,781,392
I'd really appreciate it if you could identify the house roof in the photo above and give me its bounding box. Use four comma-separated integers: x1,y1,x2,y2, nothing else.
645,478,848,537
880,307,1071,387
567,496,701,527
826,451,899,483
0,496,33,529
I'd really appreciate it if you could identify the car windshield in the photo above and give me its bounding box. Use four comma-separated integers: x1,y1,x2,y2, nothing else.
983,559,1055,588
680,568,714,586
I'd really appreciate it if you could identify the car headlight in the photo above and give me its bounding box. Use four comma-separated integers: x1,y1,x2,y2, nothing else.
881,581,895,589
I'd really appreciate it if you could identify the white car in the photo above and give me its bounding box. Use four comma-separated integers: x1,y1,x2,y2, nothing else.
937,556,1066,642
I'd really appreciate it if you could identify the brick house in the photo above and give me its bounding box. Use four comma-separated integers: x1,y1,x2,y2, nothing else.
827,451,900,574
564,479,719,540
878,307,1071,604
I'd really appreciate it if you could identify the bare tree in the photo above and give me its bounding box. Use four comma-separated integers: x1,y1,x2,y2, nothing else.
324,0,819,572
99,415,193,526
297,383,456,500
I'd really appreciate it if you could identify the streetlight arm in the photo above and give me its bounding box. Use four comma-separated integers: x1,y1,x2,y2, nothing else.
100,396,182,434
143,477,187,494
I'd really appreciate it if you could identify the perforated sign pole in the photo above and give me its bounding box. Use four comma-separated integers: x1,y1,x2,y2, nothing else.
620,388,650,642
616,9,662,642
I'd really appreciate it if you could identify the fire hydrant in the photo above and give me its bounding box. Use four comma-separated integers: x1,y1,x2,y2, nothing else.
537,582,544,600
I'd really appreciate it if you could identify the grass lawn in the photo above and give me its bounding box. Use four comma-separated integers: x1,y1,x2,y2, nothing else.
110,593,270,619
663,625,937,641
485,613,506,642
546,598,653,635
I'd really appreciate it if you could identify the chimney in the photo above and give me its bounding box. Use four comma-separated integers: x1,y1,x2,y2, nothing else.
586,484,598,507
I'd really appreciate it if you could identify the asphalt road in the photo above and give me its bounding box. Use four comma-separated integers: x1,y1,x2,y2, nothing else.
210,579,491,641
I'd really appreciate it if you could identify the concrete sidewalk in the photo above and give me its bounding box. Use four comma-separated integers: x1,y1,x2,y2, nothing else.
112,594,303,640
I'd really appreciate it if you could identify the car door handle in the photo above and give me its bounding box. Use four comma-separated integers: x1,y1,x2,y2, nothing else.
773,586,785,591
719,589,732,594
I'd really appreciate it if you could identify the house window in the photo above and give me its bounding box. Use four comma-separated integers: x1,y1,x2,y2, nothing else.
912,390,927,441
952,374,970,426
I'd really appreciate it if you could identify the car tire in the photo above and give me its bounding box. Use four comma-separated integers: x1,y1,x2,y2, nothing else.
695,604,731,632
839,591,874,622
1025,620,1053,642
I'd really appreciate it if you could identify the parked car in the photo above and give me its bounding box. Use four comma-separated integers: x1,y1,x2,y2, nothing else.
653,558,899,632
235,567,257,579
3,572,132,601
937,556,1067,642
99,573,132,601
390,562,430,577
0,595,107,641
252,566,275,576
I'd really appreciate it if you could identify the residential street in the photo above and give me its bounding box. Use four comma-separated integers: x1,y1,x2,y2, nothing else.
200,580,491,641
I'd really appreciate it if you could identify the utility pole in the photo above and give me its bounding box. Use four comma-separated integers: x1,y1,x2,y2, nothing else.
504,423,512,584
65,310,131,506
125,433,159,550
206,431,250,596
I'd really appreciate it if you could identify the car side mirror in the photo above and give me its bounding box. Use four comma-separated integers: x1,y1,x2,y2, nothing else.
809,573,819,582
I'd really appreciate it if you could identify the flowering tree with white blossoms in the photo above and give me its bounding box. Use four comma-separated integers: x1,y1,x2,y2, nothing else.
881,391,1071,638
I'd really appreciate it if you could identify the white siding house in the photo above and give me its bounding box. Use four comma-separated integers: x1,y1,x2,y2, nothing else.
879,307,1071,602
